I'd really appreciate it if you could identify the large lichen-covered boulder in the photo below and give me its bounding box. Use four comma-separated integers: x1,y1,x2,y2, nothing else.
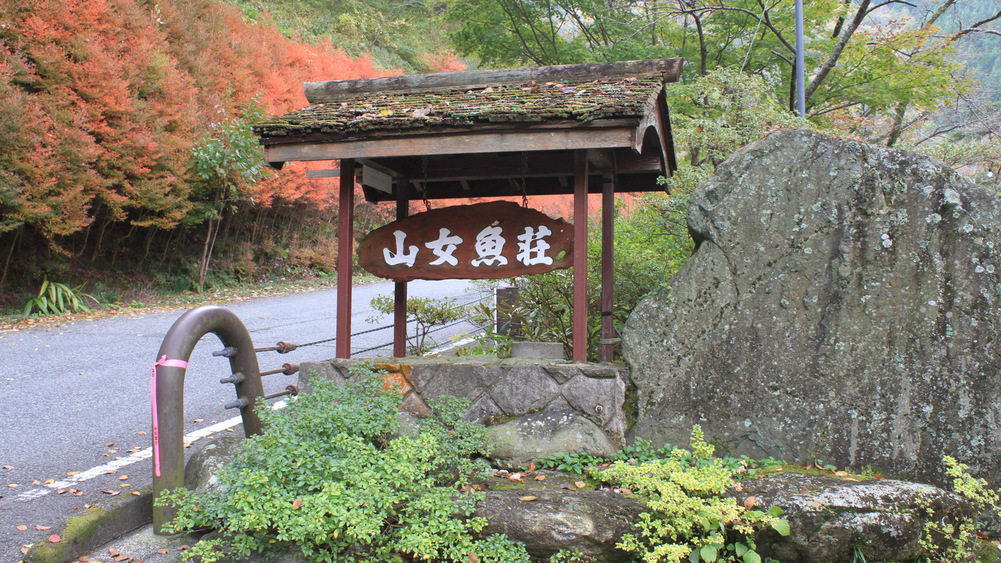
624,129,1001,486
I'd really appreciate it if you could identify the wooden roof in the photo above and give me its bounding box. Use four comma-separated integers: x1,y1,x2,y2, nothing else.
253,58,683,203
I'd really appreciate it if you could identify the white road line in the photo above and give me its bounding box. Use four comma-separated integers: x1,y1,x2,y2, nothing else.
17,401,288,502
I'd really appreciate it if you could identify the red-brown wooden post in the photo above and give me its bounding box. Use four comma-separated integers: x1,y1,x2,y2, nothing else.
393,179,409,357
573,151,588,362
336,159,355,359
600,173,615,363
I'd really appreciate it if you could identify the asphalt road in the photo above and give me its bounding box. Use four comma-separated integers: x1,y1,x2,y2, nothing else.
0,279,488,561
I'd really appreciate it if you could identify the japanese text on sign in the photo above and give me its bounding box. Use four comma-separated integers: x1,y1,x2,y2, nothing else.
357,201,574,282
384,225,554,269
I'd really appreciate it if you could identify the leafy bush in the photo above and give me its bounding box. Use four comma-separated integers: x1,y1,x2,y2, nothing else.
592,427,789,563
157,363,530,562
919,456,1001,562
23,276,97,316
369,295,467,355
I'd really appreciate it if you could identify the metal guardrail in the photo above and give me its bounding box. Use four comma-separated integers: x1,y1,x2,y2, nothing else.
151,305,265,533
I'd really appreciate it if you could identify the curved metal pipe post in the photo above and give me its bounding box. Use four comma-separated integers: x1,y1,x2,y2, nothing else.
152,305,265,533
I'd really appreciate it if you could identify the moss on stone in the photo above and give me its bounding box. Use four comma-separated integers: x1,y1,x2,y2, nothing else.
27,506,109,563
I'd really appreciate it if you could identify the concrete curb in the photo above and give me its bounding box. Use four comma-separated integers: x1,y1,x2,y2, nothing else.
26,486,153,563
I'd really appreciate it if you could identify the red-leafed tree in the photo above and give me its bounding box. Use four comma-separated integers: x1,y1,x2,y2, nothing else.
0,0,392,291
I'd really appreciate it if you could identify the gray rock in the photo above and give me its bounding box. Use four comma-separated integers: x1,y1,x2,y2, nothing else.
738,473,973,563
486,410,617,470
624,129,1001,487
184,435,243,493
489,366,561,415
476,489,643,562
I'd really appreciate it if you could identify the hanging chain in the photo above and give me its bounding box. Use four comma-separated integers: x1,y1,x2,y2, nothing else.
421,155,431,212
520,151,529,208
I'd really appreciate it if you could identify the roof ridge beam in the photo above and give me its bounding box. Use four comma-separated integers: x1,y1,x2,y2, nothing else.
304,58,683,103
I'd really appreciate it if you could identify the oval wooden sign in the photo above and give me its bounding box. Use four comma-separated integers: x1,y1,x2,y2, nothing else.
358,201,573,281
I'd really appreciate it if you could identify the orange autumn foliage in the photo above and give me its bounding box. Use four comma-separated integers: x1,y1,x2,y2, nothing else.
0,0,390,261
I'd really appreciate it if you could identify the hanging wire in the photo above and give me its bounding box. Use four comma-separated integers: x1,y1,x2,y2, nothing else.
421,155,431,211
289,293,494,351
519,151,529,207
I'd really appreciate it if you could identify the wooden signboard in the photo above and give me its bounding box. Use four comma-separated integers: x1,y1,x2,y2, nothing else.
358,201,573,281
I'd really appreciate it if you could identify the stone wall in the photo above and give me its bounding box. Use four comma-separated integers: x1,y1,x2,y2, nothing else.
298,357,630,444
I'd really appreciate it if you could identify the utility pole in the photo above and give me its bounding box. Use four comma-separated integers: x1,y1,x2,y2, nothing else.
796,0,806,118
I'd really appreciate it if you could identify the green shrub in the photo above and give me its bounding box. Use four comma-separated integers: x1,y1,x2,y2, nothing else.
919,456,1001,562
592,427,789,563
157,363,530,562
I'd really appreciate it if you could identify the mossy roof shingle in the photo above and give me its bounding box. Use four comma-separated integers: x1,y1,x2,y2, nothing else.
253,75,665,139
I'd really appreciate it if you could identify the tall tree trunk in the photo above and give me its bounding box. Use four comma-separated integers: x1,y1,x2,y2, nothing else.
0,227,22,291
198,218,221,290
90,215,110,263
805,0,871,105
885,102,908,147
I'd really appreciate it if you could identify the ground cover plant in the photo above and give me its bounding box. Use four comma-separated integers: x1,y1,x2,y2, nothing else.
591,428,788,563
156,362,530,562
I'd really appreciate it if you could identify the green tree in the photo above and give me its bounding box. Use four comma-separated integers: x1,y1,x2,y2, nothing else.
188,101,271,290
443,0,997,145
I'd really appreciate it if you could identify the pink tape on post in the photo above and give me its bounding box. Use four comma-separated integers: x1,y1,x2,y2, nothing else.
152,355,188,477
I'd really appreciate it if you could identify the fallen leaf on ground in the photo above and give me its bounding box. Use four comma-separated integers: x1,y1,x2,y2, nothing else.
744,496,757,510
193,419,203,423
468,553,478,563
519,496,538,501
506,473,523,482
108,549,120,556
534,475,546,481
35,525,51,531
574,481,586,489
16,525,27,531
130,492,141,496
618,488,633,495
137,431,147,436
66,471,80,476
44,479,54,484
102,490,120,496
21,545,29,554
2,465,12,469
158,548,170,554
7,483,18,488
292,498,303,510
118,475,128,480
48,534,61,543
32,480,39,485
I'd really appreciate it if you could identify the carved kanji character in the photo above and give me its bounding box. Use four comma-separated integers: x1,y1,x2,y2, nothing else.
425,228,463,266
516,225,553,266
383,230,418,267
471,225,508,267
